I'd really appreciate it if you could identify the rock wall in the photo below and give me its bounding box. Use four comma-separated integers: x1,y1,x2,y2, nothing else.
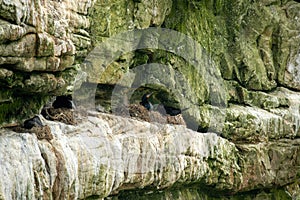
0,0,300,199
86,0,300,136
0,112,299,199
0,0,94,125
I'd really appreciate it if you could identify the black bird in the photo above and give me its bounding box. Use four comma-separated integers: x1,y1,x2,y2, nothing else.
140,92,153,110
24,116,43,129
52,95,75,109
163,106,189,116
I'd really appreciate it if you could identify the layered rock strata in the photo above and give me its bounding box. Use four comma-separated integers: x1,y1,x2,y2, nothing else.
0,0,94,125
0,0,300,199
0,111,299,199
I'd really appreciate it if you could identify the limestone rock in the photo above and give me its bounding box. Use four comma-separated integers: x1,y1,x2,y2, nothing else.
0,0,300,198
223,87,300,142
164,0,300,91
0,0,94,126
0,112,299,199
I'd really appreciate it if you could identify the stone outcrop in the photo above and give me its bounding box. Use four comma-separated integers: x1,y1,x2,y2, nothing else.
0,112,299,199
0,0,300,199
85,0,300,136
0,0,94,125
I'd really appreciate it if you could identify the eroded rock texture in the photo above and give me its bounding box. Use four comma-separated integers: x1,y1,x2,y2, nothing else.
0,0,94,125
0,112,299,199
0,0,300,199
85,0,300,137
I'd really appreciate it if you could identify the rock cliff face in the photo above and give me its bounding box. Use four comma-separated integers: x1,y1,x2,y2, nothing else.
0,0,300,199
0,0,93,125
0,112,298,199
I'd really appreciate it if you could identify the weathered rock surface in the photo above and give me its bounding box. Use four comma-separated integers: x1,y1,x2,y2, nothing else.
0,112,299,199
164,0,300,91
85,0,300,135
0,0,300,199
0,0,94,125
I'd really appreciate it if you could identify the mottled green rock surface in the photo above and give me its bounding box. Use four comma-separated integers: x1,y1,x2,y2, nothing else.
0,0,300,199
0,0,92,126
77,0,300,198
86,0,300,136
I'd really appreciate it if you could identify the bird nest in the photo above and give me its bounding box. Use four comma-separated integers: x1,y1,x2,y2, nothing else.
41,107,77,125
115,104,186,126
11,125,53,141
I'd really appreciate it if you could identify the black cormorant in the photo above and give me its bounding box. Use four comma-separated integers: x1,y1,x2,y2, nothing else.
140,93,153,110
24,116,43,129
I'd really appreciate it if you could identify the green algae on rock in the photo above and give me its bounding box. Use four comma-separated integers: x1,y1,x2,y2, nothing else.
0,0,300,199
0,0,94,126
